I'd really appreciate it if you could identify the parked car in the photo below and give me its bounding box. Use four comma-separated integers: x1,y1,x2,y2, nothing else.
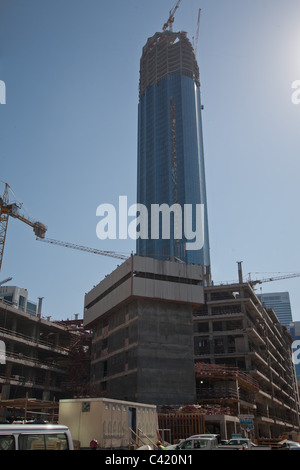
278,440,300,450
220,438,271,450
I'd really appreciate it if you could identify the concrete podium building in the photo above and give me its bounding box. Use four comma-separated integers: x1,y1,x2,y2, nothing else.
84,255,204,405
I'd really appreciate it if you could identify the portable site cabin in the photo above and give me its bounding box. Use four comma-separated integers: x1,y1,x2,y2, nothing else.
58,397,158,449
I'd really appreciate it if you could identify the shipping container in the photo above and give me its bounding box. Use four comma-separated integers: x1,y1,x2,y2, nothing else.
59,397,158,449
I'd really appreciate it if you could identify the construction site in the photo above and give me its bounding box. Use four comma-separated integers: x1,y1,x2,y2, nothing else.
0,179,300,444
1,1,300,449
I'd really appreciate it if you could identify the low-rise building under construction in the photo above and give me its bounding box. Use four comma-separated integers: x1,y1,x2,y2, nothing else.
0,292,91,422
84,256,300,440
194,263,300,439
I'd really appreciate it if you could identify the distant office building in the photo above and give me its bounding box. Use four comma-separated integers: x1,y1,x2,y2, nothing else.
258,292,293,327
137,30,210,269
0,286,38,315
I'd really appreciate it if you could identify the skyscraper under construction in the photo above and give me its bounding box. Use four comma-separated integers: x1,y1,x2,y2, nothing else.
136,29,210,270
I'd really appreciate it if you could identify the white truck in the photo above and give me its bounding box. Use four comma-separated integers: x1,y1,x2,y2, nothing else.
220,438,271,450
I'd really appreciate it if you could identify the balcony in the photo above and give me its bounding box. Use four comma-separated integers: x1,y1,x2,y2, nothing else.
0,326,69,356
4,351,67,374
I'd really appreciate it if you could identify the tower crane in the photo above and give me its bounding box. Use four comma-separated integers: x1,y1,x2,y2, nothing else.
0,182,47,272
0,277,12,286
248,272,300,286
0,182,128,274
163,0,182,32
37,237,129,261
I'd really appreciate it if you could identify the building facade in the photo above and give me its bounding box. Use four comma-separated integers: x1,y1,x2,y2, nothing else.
137,31,210,269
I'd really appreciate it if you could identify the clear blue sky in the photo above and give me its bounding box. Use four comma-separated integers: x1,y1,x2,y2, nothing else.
1,0,300,321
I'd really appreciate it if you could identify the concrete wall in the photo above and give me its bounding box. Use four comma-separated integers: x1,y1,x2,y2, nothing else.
135,299,196,405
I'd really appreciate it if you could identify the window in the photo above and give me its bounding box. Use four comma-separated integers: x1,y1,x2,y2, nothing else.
103,360,108,377
0,435,15,450
82,401,90,412
178,439,193,449
194,439,209,449
19,433,69,450
19,295,25,311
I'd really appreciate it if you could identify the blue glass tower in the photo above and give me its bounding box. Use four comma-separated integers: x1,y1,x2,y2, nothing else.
137,31,210,269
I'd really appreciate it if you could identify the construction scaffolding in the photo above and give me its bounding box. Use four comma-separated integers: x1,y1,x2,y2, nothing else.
139,31,200,99
55,318,92,397
158,409,205,443
194,362,260,420
0,394,59,423
195,362,260,392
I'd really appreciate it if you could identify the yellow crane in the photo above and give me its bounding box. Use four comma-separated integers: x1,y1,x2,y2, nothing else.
163,0,182,32
0,182,129,272
0,182,47,271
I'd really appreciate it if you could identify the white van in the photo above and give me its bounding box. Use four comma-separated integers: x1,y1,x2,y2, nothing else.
0,424,74,450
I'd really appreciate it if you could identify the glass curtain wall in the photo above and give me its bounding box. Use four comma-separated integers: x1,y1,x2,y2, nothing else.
137,31,210,268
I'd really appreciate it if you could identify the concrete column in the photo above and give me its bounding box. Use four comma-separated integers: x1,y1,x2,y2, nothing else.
1,383,10,400
42,371,51,401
